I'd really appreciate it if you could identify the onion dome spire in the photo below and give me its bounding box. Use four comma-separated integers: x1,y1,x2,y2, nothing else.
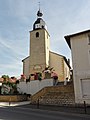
37,2,43,17
33,2,47,30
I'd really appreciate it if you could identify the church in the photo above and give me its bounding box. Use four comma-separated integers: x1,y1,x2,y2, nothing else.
22,8,71,81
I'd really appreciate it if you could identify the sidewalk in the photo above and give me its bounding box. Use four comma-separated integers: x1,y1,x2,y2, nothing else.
0,101,30,106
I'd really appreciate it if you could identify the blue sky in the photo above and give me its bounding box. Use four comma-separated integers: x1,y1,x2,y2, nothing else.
0,0,90,77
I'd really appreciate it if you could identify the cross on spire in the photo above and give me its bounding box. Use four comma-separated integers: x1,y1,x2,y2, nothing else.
39,2,40,11
37,2,43,17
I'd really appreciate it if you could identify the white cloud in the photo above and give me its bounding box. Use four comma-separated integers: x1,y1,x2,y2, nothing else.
0,0,90,76
0,36,26,58
0,36,24,76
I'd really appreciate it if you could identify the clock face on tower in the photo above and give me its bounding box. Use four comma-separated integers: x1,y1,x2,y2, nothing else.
35,24,40,29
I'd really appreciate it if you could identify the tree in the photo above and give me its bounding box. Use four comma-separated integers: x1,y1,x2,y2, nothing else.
1,75,9,82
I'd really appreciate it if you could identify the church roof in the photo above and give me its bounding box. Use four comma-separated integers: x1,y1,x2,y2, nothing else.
33,17,46,30
34,18,43,24
22,56,30,62
50,51,64,58
22,52,71,69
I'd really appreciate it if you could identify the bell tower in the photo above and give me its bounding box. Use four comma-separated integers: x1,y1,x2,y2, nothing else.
29,7,50,75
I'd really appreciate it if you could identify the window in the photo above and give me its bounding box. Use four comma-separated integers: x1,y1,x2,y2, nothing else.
88,34,90,45
81,79,90,98
36,32,39,38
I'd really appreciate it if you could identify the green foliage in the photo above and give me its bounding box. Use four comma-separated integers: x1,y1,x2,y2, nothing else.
38,72,42,81
1,75,20,95
2,75,9,81
2,82,19,95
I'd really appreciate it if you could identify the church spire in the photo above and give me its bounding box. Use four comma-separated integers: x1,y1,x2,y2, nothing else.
33,3,47,30
37,2,43,17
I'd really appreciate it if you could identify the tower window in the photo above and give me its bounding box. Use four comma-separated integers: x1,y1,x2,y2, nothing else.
88,34,90,45
36,32,39,38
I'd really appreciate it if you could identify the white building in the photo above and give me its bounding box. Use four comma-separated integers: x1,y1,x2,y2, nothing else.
65,29,90,104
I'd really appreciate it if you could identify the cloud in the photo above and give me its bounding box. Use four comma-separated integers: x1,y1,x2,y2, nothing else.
42,0,90,59
0,36,26,58
0,0,90,76
0,64,22,77
0,36,25,76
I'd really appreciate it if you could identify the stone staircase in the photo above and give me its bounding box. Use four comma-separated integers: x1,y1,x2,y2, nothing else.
40,92,75,106
31,83,75,106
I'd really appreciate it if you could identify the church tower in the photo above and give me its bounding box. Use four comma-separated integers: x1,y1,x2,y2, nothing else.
29,8,50,75
22,6,71,81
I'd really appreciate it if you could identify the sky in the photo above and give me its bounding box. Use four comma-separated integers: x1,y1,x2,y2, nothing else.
0,0,90,77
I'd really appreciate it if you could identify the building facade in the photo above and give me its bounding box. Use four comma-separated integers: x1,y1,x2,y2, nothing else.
22,9,71,81
65,30,90,104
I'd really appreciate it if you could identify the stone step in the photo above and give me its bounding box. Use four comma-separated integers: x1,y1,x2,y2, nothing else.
31,85,75,106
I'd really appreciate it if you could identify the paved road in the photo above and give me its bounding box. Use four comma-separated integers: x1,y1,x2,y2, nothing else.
0,106,90,120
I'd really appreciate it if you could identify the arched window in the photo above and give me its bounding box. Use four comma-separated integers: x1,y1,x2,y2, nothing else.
36,32,39,38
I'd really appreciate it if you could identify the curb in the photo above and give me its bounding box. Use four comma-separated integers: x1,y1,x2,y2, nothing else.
0,101,30,106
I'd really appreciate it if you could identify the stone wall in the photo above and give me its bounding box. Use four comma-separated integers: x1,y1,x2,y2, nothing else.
0,95,27,102
31,84,75,106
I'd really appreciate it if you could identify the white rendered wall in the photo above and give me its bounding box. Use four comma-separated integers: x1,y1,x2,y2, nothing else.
70,33,90,104
17,79,53,95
